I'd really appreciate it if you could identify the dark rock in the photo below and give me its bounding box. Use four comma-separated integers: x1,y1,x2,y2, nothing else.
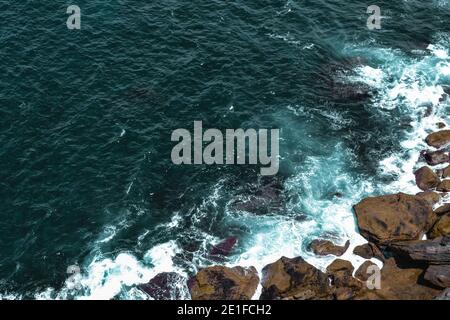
421,150,450,166
138,272,185,300
210,237,238,259
414,166,440,191
355,261,377,282
437,180,450,192
354,193,436,245
435,204,450,215
189,266,259,300
308,239,350,256
424,265,450,288
353,243,385,261
429,214,450,239
388,235,450,264
231,177,284,215
425,130,450,148
260,256,331,300
437,122,446,129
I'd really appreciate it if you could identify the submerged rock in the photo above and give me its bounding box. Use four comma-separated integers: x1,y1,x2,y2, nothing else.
188,266,259,300
421,150,450,166
138,272,185,300
436,180,450,192
210,237,238,260
354,193,436,244
425,130,450,148
429,214,450,239
414,166,440,191
308,239,350,256
388,236,450,264
260,256,331,300
424,265,450,288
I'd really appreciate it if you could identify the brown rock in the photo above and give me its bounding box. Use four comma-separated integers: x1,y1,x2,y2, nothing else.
356,258,440,300
416,191,441,206
435,204,450,215
355,261,377,282
354,193,436,244
437,180,450,192
442,165,450,178
326,259,354,275
425,130,450,148
421,150,450,166
189,266,259,300
353,243,385,261
429,214,450,238
414,166,440,190
424,265,450,288
388,236,450,264
326,259,363,300
260,256,331,300
308,239,350,256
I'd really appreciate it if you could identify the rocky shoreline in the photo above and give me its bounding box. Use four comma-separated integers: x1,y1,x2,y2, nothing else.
139,129,450,300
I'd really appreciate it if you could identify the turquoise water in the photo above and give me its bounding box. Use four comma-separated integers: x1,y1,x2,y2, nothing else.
0,1,449,299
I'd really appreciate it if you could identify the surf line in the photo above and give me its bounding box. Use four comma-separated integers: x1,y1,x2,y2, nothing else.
170,121,280,176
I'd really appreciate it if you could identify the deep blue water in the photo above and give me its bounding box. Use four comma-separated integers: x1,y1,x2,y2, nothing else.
0,1,449,299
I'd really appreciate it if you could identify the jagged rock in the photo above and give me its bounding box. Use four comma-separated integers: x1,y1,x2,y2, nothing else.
308,239,350,256
188,266,259,300
437,180,450,192
326,259,362,300
388,236,450,264
424,265,450,288
434,287,450,300
357,258,440,300
353,243,385,261
425,130,450,148
429,214,450,239
210,237,237,260
416,191,441,206
355,261,377,282
354,193,436,244
421,150,450,166
437,123,446,129
414,166,440,190
260,256,331,300
138,272,185,300
435,204,450,215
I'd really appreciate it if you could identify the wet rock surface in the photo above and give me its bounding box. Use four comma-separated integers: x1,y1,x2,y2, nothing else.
354,193,436,244
308,239,350,256
414,166,440,191
189,266,259,300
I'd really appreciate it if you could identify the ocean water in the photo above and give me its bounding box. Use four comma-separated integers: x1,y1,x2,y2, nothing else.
0,0,449,299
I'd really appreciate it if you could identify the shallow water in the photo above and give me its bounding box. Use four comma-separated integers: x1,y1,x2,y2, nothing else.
0,1,449,299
